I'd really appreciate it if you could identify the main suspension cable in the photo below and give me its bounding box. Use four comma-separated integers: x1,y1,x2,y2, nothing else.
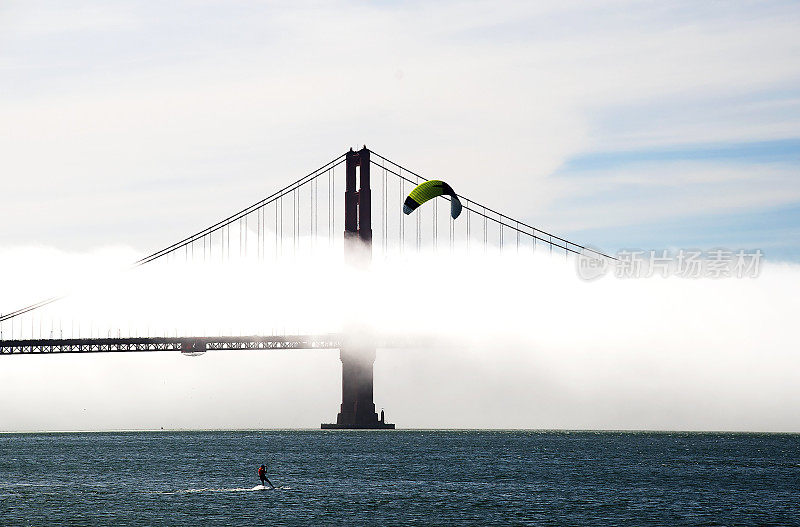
369,156,616,261
1,153,346,324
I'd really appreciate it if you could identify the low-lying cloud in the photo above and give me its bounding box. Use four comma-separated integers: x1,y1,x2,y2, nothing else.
1,244,797,432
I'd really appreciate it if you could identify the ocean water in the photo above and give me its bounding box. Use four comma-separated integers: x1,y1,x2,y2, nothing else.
0,430,798,526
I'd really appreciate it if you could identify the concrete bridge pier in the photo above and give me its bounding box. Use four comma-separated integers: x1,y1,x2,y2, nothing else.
321,346,394,429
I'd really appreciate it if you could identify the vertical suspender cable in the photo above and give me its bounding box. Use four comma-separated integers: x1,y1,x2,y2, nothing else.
385,166,389,254
383,165,387,254
309,180,313,250
500,222,503,253
328,169,332,247
416,176,421,252
256,208,259,261
400,177,404,252
293,188,296,257
483,208,487,253
466,200,470,252
381,164,385,255
433,196,437,251
297,187,300,253
450,213,454,252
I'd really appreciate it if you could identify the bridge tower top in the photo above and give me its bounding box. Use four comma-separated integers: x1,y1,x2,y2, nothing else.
344,147,372,267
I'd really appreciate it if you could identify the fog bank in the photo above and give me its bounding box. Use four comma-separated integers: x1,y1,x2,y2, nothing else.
1,246,798,432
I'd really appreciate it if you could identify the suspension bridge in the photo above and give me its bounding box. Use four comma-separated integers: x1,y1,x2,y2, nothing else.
0,147,613,429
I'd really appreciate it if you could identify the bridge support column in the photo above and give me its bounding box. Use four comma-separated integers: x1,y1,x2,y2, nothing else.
322,147,394,430
324,346,391,428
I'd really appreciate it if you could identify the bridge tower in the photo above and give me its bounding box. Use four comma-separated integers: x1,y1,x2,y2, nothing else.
322,147,394,429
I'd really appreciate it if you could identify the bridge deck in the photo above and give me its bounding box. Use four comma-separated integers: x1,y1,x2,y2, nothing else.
0,335,343,355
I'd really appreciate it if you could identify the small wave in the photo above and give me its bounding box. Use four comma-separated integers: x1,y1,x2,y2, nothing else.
0,482,61,488
158,485,283,495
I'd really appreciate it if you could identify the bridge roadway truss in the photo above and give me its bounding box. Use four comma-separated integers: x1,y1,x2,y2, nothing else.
0,334,343,355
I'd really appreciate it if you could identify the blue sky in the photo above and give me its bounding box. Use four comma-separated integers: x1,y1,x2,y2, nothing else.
560,139,800,259
1,0,799,260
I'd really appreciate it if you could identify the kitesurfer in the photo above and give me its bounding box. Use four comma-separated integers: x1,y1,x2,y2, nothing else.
258,464,274,489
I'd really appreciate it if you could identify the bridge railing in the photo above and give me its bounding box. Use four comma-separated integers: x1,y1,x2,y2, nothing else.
0,334,343,355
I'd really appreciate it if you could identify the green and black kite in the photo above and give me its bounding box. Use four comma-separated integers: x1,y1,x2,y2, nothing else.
403,180,462,219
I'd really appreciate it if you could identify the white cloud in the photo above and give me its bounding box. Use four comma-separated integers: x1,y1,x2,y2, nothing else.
0,245,798,431
1,1,799,249
0,1,140,37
